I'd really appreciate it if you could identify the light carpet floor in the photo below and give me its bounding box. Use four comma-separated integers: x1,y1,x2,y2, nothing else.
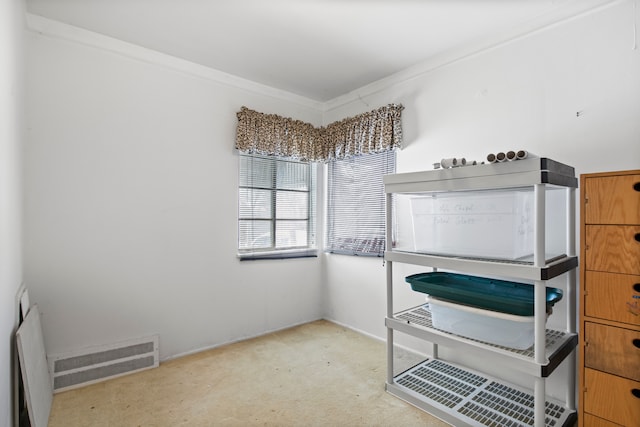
48,320,449,427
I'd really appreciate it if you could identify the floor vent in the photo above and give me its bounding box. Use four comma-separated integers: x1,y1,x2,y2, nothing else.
49,335,159,392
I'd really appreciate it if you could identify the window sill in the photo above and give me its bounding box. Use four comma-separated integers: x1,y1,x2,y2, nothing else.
324,249,384,257
238,249,318,261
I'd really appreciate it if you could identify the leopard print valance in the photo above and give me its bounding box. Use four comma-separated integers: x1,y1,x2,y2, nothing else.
235,104,403,162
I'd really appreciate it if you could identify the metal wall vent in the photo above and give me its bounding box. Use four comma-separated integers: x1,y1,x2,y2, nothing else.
49,335,159,392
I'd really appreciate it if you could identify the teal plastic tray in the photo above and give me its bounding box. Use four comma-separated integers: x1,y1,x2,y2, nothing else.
405,272,563,316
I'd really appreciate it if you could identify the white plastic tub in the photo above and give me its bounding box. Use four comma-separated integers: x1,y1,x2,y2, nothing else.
428,297,541,350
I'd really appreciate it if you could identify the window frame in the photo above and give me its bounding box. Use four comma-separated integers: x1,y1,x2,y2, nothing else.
238,153,317,260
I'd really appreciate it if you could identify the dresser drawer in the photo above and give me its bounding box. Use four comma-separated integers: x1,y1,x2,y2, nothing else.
585,225,640,274
584,174,640,224
584,271,640,326
584,322,640,381
584,368,640,426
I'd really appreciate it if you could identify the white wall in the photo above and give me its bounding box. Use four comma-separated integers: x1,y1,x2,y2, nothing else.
324,0,640,397
24,23,324,360
1,0,26,425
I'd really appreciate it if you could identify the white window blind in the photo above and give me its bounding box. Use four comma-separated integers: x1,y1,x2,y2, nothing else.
238,154,317,259
326,151,396,256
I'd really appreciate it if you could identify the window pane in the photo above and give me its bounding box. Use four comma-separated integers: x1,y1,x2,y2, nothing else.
240,155,274,188
276,160,309,191
239,188,272,219
239,220,272,250
276,220,308,248
276,191,308,219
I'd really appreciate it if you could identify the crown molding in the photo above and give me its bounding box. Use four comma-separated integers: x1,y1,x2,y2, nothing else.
323,0,623,113
26,13,325,112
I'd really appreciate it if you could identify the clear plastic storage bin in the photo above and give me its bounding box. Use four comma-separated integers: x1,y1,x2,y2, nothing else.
409,189,534,260
428,297,541,350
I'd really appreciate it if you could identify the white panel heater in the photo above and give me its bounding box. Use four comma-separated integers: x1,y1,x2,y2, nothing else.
49,335,159,392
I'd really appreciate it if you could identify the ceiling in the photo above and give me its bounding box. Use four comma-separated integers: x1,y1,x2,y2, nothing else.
26,0,615,102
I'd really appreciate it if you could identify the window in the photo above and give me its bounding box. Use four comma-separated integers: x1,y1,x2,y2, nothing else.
238,153,317,259
326,150,396,256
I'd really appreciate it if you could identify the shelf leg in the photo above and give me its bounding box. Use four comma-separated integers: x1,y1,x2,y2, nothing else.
386,192,394,385
566,269,576,334
431,266,438,359
565,348,577,411
387,328,394,385
386,261,393,319
386,259,394,384
566,187,577,334
534,280,548,364
534,377,546,427
565,187,577,411
533,184,545,267
566,187,576,257
533,184,547,364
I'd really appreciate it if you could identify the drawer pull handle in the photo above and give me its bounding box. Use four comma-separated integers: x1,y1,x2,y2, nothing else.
634,182,640,191
633,389,640,399
634,283,640,293
635,339,640,348
636,233,640,243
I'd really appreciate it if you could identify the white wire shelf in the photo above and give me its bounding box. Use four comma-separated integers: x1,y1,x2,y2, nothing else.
387,358,576,427
384,251,578,281
387,305,577,377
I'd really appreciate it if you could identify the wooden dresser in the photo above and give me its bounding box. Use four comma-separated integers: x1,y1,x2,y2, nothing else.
579,170,640,427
